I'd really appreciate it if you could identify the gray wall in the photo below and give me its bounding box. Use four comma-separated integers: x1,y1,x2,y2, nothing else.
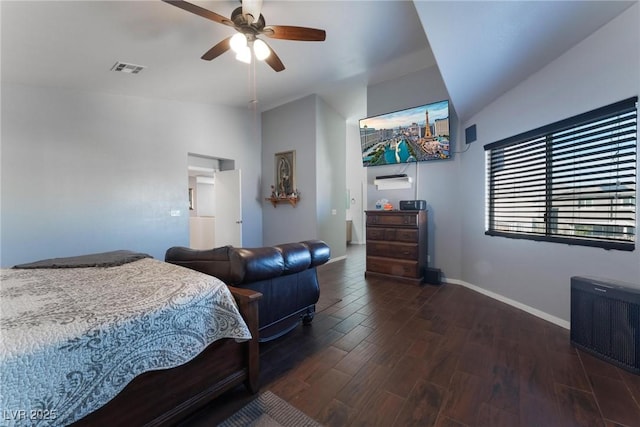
262,95,318,246
345,120,367,245
362,5,639,325
261,94,347,259
366,65,463,280
1,85,263,266
316,96,347,259
458,4,640,323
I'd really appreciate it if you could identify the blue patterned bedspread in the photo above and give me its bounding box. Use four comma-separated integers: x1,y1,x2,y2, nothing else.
0,258,251,426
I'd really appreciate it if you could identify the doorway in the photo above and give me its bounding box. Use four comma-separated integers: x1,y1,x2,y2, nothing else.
187,154,242,249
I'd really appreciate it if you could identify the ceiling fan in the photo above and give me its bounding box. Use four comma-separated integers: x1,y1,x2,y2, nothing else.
162,0,326,72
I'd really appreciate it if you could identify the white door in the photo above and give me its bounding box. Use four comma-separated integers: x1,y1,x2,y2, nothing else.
213,169,242,247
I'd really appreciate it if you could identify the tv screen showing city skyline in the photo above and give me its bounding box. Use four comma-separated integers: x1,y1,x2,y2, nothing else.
359,100,450,167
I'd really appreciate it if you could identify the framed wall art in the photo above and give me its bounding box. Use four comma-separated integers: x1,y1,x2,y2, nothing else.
275,150,296,197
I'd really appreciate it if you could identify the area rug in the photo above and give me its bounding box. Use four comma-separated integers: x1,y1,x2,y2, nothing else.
217,391,323,427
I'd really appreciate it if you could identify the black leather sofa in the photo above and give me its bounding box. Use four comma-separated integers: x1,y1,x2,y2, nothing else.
165,240,331,342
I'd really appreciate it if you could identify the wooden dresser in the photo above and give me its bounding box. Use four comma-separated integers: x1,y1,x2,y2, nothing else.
365,210,427,284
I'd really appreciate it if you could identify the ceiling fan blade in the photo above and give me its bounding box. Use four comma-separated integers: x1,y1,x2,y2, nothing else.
262,42,285,72
162,0,233,27
201,36,232,61
263,25,326,42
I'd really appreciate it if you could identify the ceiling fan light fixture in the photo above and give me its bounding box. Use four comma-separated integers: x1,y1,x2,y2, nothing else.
236,45,252,64
242,0,263,23
230,33,247,53
253,39,270,60
162,0,325,72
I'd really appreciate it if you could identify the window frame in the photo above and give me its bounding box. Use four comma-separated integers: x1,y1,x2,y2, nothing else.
484,97,638,251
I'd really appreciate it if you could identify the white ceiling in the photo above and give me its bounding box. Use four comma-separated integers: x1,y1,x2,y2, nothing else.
1,1,636,122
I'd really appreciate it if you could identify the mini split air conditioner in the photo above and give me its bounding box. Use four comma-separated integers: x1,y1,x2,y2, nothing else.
374,176,413,190
196,176,215,185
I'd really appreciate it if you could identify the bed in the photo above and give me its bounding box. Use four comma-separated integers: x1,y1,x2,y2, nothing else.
0,251,261,426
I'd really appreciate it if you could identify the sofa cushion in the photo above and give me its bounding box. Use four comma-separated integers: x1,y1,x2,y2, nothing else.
301,240,331,267
165,245,231,261
274,243,312,275
230,247,284,284
164,246,232,279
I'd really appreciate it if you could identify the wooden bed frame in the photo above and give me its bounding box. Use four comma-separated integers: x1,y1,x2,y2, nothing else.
72,286,261,426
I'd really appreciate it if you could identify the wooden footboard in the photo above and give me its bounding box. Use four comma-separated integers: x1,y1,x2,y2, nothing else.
227,285,261,394
72,287,261,427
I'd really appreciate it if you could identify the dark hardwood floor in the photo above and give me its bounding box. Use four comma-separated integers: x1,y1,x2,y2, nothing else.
181,244,640,427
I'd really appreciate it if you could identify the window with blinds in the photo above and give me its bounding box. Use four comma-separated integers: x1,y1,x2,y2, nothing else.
485,97,637,251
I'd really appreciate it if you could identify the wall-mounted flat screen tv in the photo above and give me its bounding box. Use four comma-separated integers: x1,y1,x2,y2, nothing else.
359,100,450,167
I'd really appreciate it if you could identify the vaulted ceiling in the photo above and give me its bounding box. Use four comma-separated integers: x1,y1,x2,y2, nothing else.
414,0,636,121
1,1,635,122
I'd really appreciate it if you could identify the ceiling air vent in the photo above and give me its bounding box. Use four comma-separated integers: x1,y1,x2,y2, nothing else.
111,61,145,74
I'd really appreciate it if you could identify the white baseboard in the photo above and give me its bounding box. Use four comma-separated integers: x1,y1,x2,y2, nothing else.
327,255,347,264
444,278,570,330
